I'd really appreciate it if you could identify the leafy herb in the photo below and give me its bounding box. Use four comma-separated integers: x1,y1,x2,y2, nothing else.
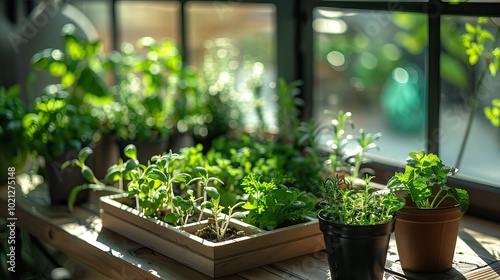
318,175,405,225
387,150,470,212
241,174,317,230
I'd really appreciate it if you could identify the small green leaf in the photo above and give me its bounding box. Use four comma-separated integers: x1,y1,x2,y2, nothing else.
105,168,122,182
489,61,498,77
78,147,93,163
147,168,168,183
205,186,220,200
163,213,181,224
81,165,98,184
124,144,137,160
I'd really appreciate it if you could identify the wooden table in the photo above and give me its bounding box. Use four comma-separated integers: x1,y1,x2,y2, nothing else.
1,174,500,279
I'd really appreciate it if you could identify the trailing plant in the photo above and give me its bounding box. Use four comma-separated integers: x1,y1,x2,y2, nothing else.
240,174,317,230
387,150,470,212
62,147,122,212
318,175,404,225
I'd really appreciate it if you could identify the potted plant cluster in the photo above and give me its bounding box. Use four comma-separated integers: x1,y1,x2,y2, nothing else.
79,143,324,278
387,150,470,272
316,175,405,280
106,37,180,162
24,23,111,203
22,85,100,204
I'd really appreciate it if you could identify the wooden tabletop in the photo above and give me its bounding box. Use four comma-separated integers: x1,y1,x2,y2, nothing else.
1,174,499,280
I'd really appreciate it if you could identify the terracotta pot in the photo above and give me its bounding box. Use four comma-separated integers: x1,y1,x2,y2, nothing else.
394,197,463,272
318,211,395,280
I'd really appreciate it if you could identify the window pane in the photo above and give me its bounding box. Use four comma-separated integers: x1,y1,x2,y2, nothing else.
70,0,113,52
440,16,500,187
117,1,179,47
313,8,428,165
186,2,277,129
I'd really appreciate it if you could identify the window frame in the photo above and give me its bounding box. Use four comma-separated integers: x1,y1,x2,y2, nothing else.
5,0,500,222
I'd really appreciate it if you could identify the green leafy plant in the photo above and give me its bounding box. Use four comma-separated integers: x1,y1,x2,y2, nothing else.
276,79,304,143
318,175,405,225
387,150,470,212
106,37,182,141
0,85,30,177
30,23,109,99
127,150,191,219
199,183,246,242
22,85,99,163
322,110,382,187
241,174,317,230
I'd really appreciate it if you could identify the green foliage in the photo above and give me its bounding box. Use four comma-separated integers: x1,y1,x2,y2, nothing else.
31,23,108,98
105,37,183,141
462,17,500,76
322,110,381,181
191,168,246,242
484,99,500,127
241,174,317,230
276,78,304,143
318,175,405,225
462,17,500,129
127,150,191,219
387,150,470,212
22,85,99,162
0,85,30,171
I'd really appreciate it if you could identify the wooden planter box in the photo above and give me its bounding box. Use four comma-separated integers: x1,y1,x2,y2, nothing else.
100,194,325,278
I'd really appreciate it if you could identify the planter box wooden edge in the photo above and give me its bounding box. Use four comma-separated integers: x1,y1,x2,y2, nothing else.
99,193,325,278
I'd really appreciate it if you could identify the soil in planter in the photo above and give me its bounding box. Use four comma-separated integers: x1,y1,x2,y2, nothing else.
194,219,249,243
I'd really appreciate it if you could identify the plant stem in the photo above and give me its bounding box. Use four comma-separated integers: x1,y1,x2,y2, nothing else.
455,64,488,168
430,188,445,208
456,23,500,168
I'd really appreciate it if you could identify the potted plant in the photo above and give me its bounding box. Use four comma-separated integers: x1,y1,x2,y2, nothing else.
387,150,470,272
30,23,116,179
22,85,100,204
106,37,183,162
0,85,31,182
317,175,405,280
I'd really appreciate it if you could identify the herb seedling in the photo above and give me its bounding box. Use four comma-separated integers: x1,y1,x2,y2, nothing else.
241,174,317,230
319,175,405,225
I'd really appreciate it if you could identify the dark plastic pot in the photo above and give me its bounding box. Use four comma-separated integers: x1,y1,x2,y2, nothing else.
318,211,395,280
394,197,463,272
46,150,90,205
116,136,169,164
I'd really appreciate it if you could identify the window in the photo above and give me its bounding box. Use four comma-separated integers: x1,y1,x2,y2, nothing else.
3,0,500,222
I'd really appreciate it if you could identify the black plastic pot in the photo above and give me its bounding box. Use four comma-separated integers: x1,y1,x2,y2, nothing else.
46,150,90,205
116,136,169,164
318,211,395,280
